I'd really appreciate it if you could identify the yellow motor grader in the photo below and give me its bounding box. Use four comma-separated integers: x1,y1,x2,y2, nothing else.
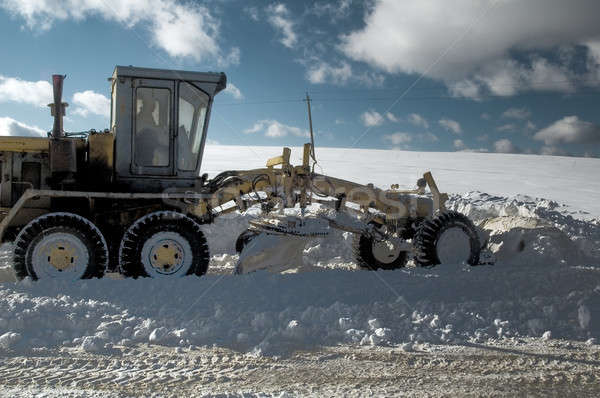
0,66,481,280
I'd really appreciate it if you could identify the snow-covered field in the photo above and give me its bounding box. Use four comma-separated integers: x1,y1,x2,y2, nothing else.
0,146,599,397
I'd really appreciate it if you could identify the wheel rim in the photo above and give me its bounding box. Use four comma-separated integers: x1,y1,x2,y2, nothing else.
371,237,403,264
141,231,192,277
436,227,472,264
31,232,89,279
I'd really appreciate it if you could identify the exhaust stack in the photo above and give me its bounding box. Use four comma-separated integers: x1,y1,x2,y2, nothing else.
48,74,68,138
47,74,77,183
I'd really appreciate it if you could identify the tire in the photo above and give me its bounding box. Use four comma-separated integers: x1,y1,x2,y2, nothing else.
13,212,108,280
414,211,480,267
353,224,409,270
119,211,209,278
235,229,259,253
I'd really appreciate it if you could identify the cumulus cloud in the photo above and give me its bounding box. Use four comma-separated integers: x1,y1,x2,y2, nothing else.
385,112,399,123
223,83,244,100
534,116,600,145
408,113,429,129
0,0,238,65
383,132,412,145
266,3,297,48
340,0,600,98
502,107,531,120
306,62,352,85
72,90,110,118
453,139,466,150
496,124,516,133
361,110,384,127
0,117,45,136
494,138,520,153
310,0,353,20
439,118,462,134
0,75,51,107
244,119,309,138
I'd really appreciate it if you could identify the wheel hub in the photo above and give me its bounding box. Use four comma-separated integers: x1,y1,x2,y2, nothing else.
372,237,403,264
47,244,77,271
148,239,185,274
436,227,472,264
31,232,89,277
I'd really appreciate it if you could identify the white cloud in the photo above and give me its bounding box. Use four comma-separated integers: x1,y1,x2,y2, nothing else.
494,138,520,153
534,116,600,145
0,75,51,107
408,113,429,129
266,3,297,49
206,138,220,145
383,132,412,145
340,0,600,98
305,60,384,87
386,112,399,123
0,117,45,136
361,110,384,127
306,62,352,85
496,123,516,133
481,113,491,120
1,0,238,65
439,118,462,134
72,90,110,118
310,0,352,20
245,6,259,21
223,83,244,100
503,107,531,120
453,139,466,150
539,145,567,156
244,119,309,138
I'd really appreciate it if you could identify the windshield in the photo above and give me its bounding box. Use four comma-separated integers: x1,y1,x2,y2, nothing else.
177,82,208,171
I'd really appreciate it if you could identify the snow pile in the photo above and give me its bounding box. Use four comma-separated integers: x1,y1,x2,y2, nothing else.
0,262,598,356
448,191,600,261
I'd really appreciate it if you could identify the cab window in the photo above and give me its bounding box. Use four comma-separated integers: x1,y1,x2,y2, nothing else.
134,87,171,167
178,82,208,171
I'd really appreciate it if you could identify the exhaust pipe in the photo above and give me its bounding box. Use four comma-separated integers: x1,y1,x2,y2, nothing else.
47,74,76,183
49,74,67,138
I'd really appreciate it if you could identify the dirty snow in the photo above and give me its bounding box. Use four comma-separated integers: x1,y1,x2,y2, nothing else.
0,147,599,396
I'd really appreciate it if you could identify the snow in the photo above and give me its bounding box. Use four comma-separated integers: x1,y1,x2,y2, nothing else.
0,146,599,394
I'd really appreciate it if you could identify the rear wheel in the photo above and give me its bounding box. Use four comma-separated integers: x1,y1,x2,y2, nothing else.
13,212,108,280
119,211,209,278
414,211,480,266
353,223,409,270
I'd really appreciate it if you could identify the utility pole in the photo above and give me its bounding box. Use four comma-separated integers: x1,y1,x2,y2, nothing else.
304,93,316,162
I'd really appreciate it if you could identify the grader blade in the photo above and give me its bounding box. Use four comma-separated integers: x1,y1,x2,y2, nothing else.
235,233,311,274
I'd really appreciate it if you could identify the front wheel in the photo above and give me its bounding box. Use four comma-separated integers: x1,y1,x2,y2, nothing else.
414,211,480,266
119,211,209,278
353,223,409,270
13,212,108,280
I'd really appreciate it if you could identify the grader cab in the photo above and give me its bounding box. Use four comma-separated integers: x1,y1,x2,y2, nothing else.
0,66,482,281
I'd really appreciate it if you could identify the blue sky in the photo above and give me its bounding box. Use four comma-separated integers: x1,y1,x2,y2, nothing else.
0,0,599,157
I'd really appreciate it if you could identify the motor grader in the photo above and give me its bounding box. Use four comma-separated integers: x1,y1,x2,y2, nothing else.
0,66,481,280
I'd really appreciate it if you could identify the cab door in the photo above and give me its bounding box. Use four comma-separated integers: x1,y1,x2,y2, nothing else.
131,79,175,176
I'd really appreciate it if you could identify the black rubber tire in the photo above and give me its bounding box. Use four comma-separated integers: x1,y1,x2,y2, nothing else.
13,212,108,280
353,225,409,270
119,211,209,278
414,211,480,267
235,229,259,253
